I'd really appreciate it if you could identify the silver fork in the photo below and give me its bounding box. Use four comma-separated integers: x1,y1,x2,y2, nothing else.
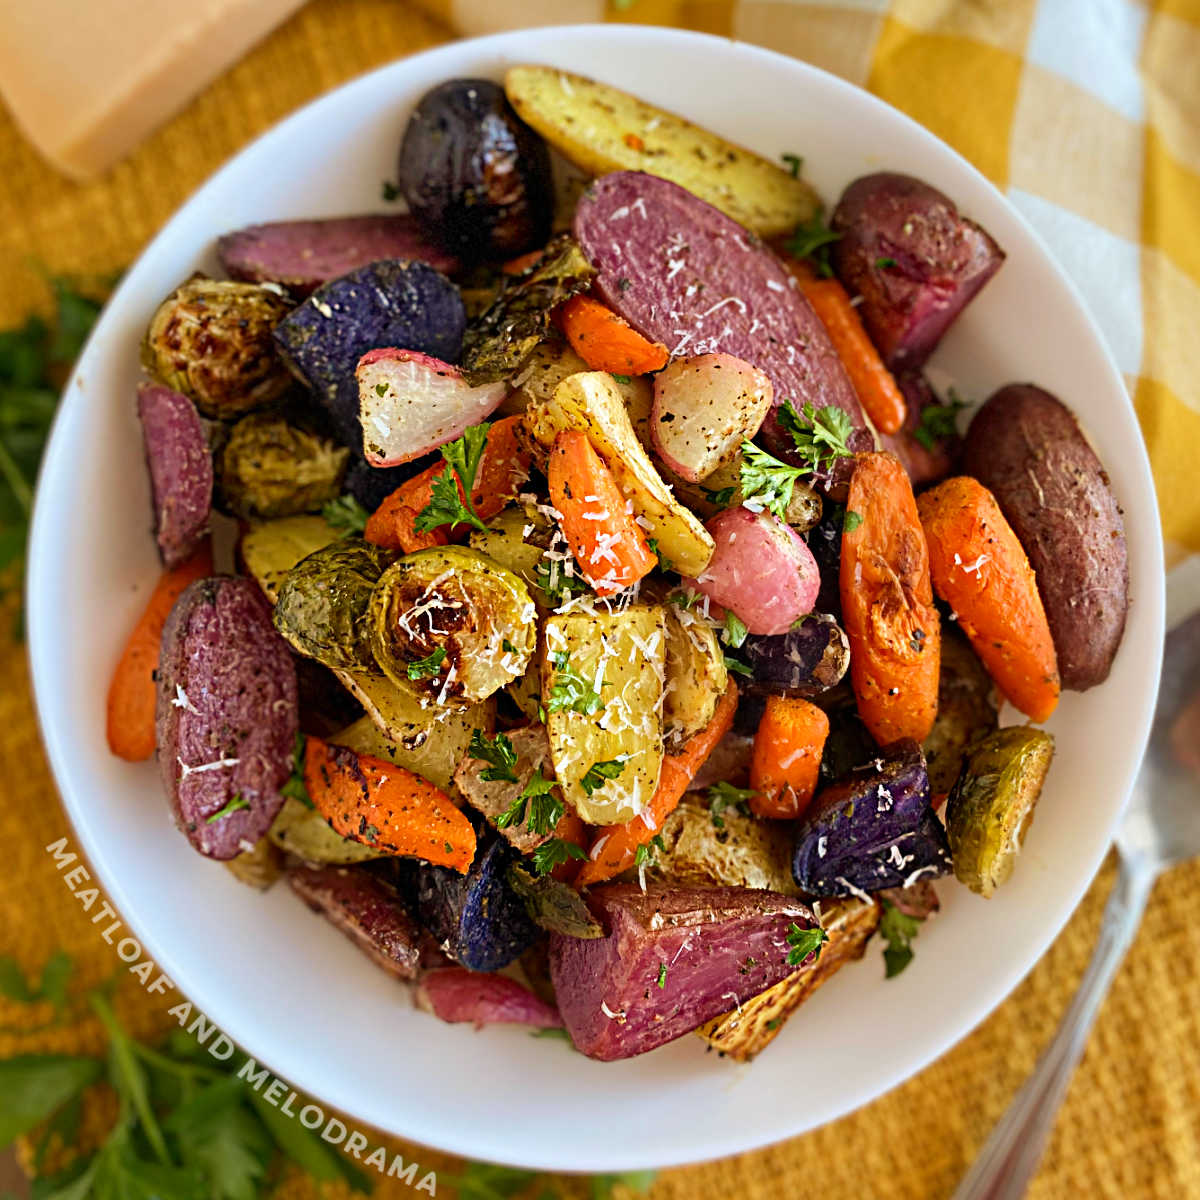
953,559,1200,1200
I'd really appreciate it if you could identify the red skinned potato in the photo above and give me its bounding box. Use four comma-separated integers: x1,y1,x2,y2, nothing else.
156,577,298,860
831,172,1004,372
288,863,423,979
417,967,563,1029
878,372,962,487
962,384,1128,691
218,214,459,297
549,882,818,1061
356,348,508,466
137,383,213,568
651,353,773,482
573,172,871,474
683,506,820,636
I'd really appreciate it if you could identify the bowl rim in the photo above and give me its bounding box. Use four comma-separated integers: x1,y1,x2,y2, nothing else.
26,22,1165,1171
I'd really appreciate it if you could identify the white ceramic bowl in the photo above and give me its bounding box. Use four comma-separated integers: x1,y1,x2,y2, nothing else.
27,25,1164,1172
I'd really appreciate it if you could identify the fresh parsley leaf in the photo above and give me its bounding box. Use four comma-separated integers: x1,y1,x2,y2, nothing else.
381,179,400,202
646,536,673,574
780,152,803,178
414,423,491,534
880,899,923,978
875,256,898,269
912,392,967,451
535,555,591,606
723,653,753,679
445,1162,539,1199
656,962,668,989
205,793,249,824
406,646,447,680
707,781,754,828
469,729,519,783
320,494,369,535
496,771,562,836
786,922,829,967
0,1054,101,1144
722,612,748,649
279,732,313,809
580,758,626,797
784,209,840,277
531,837,587,876
778,400,855,477
702,484,737,508
843,509,863,533
546,651,604,715
633,834,666,868
739,441,805,521
611,373,632,384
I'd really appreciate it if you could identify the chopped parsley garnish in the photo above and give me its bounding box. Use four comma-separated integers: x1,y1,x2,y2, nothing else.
656,962,668,989
739,441,807,521
531,837,588,876
502,638,519,654
546,651,604,716
786,922,828,967
843,509,863,533
783,209,841,278
723,652,754,679
580,757,627,797
373,381,389,397
722,612,748,649
535,554,592,605
707,781,755,828
702,483,737,508
381,179,400,201
633,834,667,868
880,899,923,978
406,646,447,680
875,256,898,269
468,729,520,783
611,372,632,383
780,152,804,178
280,731,314,808
496,769,563,836
778,400,855,476
912,391,968,451
205,793,250,824
646,536,673,574
414,422,491,534
320,493,369,535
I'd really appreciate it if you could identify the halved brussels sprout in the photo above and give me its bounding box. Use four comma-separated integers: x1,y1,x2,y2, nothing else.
142,278,293,419
218,412,349,519
945,726,1054,898
367,546,536,706
273,538,397,670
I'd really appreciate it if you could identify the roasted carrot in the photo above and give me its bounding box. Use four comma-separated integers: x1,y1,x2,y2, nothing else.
106,541,214,762
546,430,657,596
551,808,589,884
840,452,941,744
917,476,1060,723
303,736,477,872
749,696,829,819
781,256,907,435
364,415,531,552
502,248,546,275
575,683,738,887
558,295,670,376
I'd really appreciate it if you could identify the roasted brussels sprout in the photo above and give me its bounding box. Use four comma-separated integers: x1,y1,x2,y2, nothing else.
218,411,349,519
507,864,603,939
142,278,293,419
742,614,850,699
273,538,397,671
792,739,952,897
945,726,1054,897
367,546,536,706
397,78,553,262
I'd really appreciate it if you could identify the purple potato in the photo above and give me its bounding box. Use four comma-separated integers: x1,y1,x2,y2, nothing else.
288,862,423,979
137,382,212,568
806,507,844,618
573,172,871,483
272,260,465,450
156,577,298,860
549,883,817,1061
218,214,460,297
792,739,951,897
742,613,849,698
831,172,1004,372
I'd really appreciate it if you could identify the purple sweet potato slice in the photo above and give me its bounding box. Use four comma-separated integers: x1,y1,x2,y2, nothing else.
548,882,816,1060
288,862,422,979
573,172,871,476
156,577,298,860
218,214,459,296
137,382,213,568
831,172,1004,372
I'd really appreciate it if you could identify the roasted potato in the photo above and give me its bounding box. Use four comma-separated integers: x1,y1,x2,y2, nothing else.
742,613,850,700
238,514,341,605
223,836,284,890
268,795,383,865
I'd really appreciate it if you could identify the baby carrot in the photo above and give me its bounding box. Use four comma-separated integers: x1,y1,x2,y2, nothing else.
546,429,657,596
917,476,1060,723
106,541,213,762
749,695,829,819
558,295,669,375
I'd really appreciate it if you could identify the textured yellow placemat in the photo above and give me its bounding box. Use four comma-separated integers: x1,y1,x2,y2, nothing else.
1,1,1198,1197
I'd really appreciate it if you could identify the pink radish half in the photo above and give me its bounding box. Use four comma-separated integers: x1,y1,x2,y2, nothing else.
356,348,507,466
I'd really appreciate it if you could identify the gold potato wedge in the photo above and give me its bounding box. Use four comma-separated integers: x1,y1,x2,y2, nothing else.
504,66,820,237
696,897,880,1060
239,514,341,604
268,796,382,865
663,606,727,742
526,371,714,577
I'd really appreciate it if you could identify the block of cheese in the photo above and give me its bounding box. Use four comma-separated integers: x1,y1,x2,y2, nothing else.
0,0,307,179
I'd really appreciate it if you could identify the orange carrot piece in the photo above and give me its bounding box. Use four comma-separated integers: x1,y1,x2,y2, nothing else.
546,430,657,597
559,295,670,376
106,541,214,762
502,248,546,275
364,415,531,553
575,683,739,888
918,476,1060,723
840,452,941,744
749,696,829,819
551,808,589,884
782,256,907,435
303,736,476,872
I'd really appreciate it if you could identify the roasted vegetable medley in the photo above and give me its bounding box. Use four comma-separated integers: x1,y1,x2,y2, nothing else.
106,68,1130,1063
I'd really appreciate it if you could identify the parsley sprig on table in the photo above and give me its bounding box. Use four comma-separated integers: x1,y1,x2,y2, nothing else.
414,422,491,535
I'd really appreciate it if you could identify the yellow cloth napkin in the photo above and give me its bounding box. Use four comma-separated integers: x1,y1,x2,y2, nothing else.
0,2,1198,1198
